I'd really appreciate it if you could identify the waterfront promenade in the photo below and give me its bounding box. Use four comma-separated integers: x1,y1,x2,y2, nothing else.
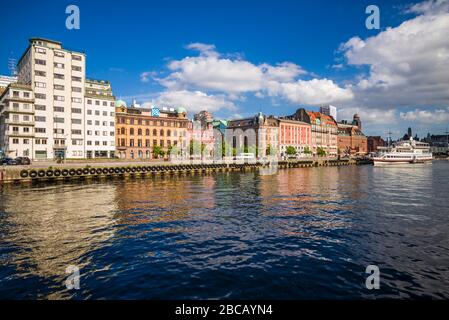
0,157,369,184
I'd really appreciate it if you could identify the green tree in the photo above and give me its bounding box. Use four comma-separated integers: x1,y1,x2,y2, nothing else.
303,146,312,155
167,145,180,159
317,147,326,157
286,146,297,156
152,145,164,159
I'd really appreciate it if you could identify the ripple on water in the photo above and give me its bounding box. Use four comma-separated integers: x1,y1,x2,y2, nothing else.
1,162,449,299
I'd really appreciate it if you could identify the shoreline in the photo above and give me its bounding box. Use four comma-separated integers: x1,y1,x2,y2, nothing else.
0,158,371,185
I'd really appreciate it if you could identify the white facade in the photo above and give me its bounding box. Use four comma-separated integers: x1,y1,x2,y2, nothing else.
17,38,86,159
0,83,35,158
320,105,337,122
84,79,116,158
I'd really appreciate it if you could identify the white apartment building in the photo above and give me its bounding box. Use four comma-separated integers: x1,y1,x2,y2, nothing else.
16,37,86,159
0,83,35,158
84,79,116,158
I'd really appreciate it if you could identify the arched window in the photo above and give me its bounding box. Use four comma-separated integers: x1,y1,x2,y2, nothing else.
130,128,134,135
138,128,142,135
138,150,143,158
146,129,150,136
160,129,164,136
120,127,125,135
167,130,171,137
153,129,157,136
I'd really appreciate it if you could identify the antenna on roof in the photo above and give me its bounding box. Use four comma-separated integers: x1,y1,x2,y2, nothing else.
8,52,17,76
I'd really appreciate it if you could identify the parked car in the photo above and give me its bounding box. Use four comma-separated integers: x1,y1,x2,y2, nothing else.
1,157,18,165
15,157,31,165
236,153,256,161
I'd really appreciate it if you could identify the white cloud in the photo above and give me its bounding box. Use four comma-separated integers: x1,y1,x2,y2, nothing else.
267,78,354,105
260,62,307,82
400,107,449,123
184,43,218,57
144,90,236,114
340,3,449,109
140,71,157,83
339,107,397,125
406,0,449,15
154,43,352,106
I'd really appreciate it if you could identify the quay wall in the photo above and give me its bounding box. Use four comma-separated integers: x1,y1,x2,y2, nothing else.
0,159,372,184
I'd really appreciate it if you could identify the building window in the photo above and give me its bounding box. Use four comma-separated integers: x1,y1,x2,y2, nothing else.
72,65,82,71
72,76,82,82
54,117,65,123
35,93,46,99
35,59,46,65
54,84,64,90
54,62,64,69
72,54,82,61
35,70,46,77
54,73,65,80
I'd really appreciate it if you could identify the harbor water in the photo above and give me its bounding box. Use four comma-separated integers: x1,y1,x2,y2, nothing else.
1,161,449,299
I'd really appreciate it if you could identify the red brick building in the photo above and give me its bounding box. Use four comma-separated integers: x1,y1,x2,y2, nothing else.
337,114,367,156
367,136,386,153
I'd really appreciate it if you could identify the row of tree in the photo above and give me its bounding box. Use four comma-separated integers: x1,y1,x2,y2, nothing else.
151,141,327,159
285,146,326,157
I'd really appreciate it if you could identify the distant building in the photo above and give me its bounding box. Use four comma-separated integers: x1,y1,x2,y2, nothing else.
367,136,386,153
115,103,189,159
337,114,367,156
190,111,215,157
425,134,449,155
277,118,311,158
283,108,338,156
320,105,337,121
227,112,278,157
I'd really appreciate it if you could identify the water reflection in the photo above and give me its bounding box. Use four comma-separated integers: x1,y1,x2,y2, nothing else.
1,162,449,299
0,182,118,299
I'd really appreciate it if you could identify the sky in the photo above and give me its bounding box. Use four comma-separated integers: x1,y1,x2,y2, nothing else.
1,0,449,139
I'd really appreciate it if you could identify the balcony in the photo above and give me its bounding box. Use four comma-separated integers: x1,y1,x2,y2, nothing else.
8,131,35,138
5,119,35,126
4,106,35,114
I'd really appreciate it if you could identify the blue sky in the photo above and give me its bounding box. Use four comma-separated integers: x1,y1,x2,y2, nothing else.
1,0,449,139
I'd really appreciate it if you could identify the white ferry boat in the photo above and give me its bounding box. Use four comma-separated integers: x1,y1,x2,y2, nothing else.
372,138,433,165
